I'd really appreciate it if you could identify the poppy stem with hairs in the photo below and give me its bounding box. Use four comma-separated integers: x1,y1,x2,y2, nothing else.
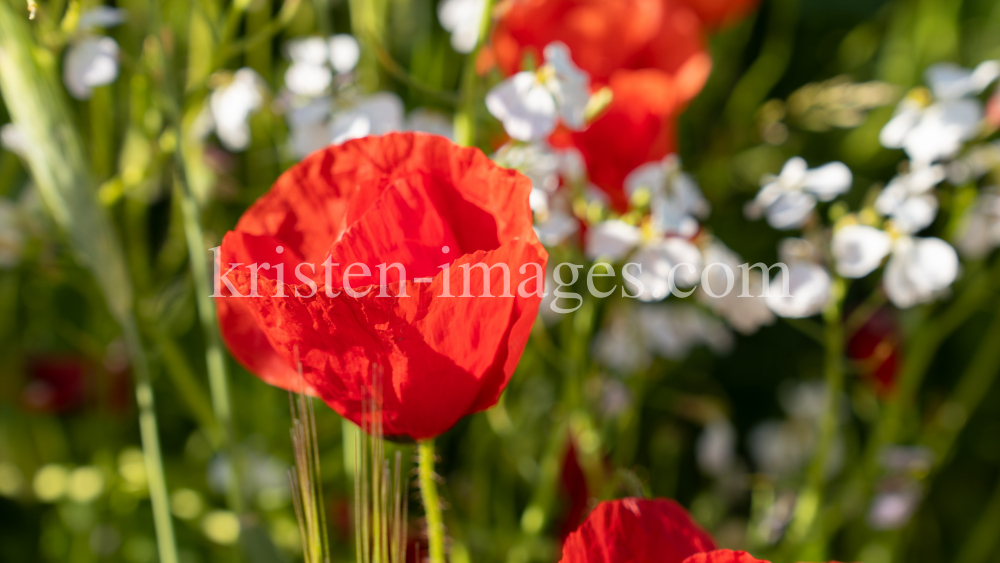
454,0,496,146
418,440,446,563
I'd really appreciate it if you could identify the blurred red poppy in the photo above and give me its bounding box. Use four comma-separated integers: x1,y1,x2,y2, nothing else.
846,307,900,397
21,356,88,413
558,439,590,540
216,133,547,440
559,497,716,562
492,0,712,210
675,0,761,28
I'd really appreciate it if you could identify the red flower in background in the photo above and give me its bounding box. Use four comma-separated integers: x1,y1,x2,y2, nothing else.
559,497,716,562
675,0,761,28
558,439,590,540
847,307,901,396
216,133,547,440
492,0,712,210
21,356,88,413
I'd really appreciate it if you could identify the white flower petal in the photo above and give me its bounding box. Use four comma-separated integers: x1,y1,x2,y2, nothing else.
624,160,665,199
329,112,371,145
832,225,892,278
802,161,852,201
926,63,980,100
533,210,578,247
765,263,832,318
629,238,703,302
286,37,329,66
63,36,120,100
486,72,558,142
884,236,959,308
903,99,982,164
971,60,1000,94
777,157,809,187
880,101,922,149
210,68,265,152
328,34,360,74
584,220,641,261
765,191,817,230
890,194,939,234
543,42,590,129
437,0,486,54
926,61,1000,100
284,62,332,96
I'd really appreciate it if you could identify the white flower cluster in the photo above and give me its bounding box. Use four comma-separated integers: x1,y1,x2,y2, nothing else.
198,34,454,157
746,60,1000,312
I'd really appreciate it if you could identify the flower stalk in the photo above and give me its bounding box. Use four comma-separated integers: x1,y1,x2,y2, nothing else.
418,440,446,563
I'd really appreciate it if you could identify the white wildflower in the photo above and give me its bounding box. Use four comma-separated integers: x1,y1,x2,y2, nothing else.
328,34,360,74
437,0,486,54
209,68,265,152
874,164,945,233
745,157,853,230
625,155,709,239
883,235,959,308
486,42,589,141
764,239,831,318
63,36,120,100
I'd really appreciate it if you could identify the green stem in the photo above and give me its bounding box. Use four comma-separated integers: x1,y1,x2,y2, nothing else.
175,174,242,514
123,320,180,563
817,267,996,549
453,0,495,147
418,440,446,563
785,280,844,554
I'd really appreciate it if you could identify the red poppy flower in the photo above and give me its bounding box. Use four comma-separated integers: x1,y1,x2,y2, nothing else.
675,0,761,29
216,133,547,440
682,551,769,563
559,497,716,562
492,0,712,210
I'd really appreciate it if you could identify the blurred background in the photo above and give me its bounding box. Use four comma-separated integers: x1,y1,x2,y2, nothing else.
1,0,1000,562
